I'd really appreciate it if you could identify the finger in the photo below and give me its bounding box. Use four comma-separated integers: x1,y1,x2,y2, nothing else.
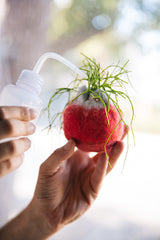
0,106,38,121
0,138,31,161
0,154,24,178
90,153,107,194
90,152,102,165
0,119,36,139
67,149,89,170
106,141,124,175
121,124,129,140
40,139,76,176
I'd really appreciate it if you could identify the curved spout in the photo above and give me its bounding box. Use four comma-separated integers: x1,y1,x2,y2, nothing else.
33,52,86,78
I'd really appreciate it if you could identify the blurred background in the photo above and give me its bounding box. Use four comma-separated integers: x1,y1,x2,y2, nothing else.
0,0,160,239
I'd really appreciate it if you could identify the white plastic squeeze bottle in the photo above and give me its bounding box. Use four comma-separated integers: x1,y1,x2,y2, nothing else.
0,52,85,143
0,52,85,108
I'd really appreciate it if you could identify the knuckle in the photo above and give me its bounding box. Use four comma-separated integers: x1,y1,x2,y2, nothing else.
7,141,17,155
2,119,13,134
0,160,11,177
5,156,23,172
21,107,30,121
0,140,16,159
0,107,6,120
6,159,12,170
4,159,14,172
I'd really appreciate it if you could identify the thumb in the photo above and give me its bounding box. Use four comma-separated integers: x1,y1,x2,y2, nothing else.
90,153,108,195
40,139,75,176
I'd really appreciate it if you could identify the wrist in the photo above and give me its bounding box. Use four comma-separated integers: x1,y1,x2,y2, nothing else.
0,202,56,240
26,201,51,240
27,199,61,239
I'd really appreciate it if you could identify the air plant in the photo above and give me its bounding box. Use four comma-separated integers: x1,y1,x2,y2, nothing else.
45,54,135,169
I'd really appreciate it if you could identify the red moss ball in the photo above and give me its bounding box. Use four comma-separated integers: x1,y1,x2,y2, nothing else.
63,103,125,152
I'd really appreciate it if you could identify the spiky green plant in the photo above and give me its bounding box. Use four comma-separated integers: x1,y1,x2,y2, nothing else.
45,54,135,170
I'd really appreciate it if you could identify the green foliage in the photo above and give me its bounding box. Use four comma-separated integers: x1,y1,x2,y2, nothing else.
49,0,160,43
49,0,119,41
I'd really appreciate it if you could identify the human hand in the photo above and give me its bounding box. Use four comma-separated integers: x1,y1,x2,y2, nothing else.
0,106,37,178
29,139,124,239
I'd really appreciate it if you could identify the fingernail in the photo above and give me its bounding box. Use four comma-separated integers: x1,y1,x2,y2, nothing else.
63,139,75,151
29,108,39,119
24,138,31,150
28,122,36,133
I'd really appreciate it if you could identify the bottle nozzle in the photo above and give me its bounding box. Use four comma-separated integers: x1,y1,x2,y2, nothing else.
33,52,86,78
16,53,86,97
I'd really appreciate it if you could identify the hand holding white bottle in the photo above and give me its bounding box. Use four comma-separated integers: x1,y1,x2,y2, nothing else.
0,52,84,178
0,69,44,177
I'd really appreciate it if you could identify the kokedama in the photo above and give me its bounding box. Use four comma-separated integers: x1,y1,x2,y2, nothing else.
63,86,126,152
46,54,134,163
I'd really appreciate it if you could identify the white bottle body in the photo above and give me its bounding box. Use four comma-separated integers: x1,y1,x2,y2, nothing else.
0,69,44,110
0,84,42,111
